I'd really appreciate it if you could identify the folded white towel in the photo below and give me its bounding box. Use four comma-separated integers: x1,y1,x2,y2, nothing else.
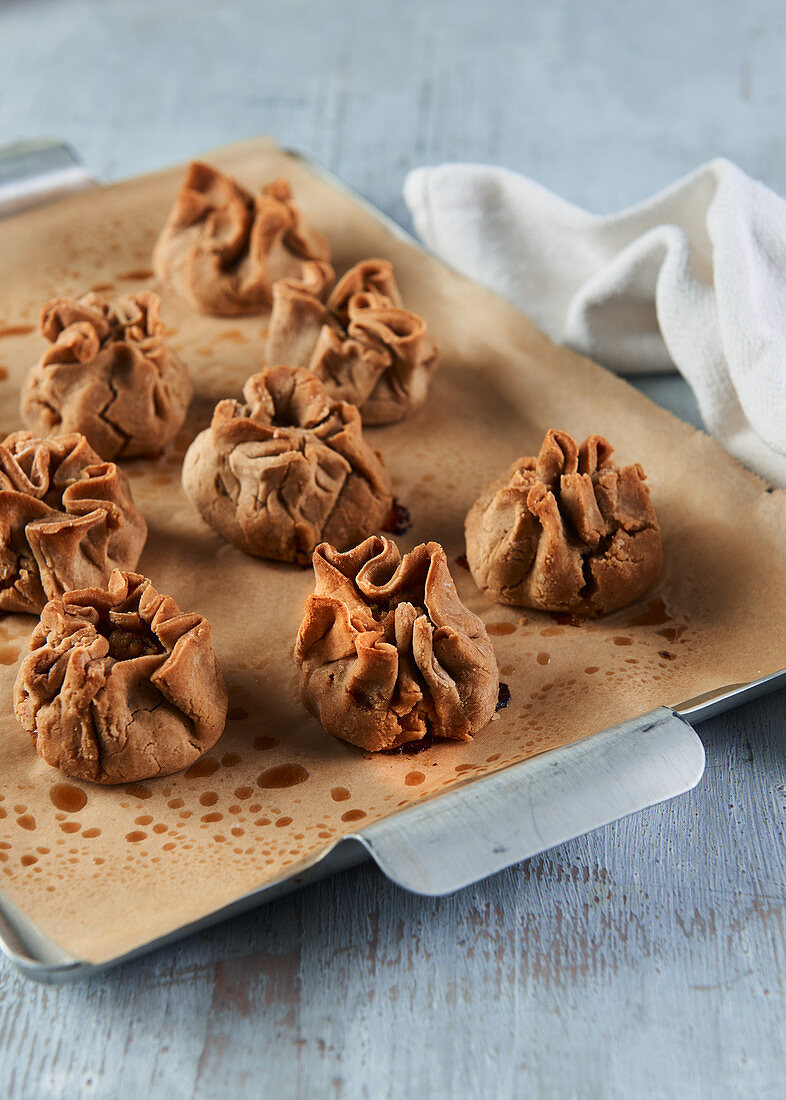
404,159,786,486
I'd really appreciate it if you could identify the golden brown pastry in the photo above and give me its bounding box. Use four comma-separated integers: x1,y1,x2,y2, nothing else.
0,432,147,615
465,429,662,615
152,162,331,315
182,366,394,564
265,258,439,425
14,571,228,784
21,291,193,459
295,536,499,751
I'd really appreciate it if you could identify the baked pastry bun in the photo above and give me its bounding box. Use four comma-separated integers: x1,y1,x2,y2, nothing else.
14,571,228,784
153,162,331,316
21,291,193,459
295,535,499,751
0,432,147,614
465,429,662,615
266,258,439,425
182,366,393,564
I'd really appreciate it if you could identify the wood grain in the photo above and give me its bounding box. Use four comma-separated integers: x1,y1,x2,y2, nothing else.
0,0,785,1097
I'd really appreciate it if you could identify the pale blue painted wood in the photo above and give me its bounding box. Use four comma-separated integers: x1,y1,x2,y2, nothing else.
0,2,785,1097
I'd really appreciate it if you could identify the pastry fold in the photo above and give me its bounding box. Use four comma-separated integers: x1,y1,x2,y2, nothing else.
295,535,499,751
21,291,193,459
465,429,662,615
0,432,147,614
266,258,438,424
182,366,393,564
153,163,331,315
14,570,227,784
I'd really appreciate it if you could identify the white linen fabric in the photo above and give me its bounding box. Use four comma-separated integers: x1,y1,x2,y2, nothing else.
404,159,786,486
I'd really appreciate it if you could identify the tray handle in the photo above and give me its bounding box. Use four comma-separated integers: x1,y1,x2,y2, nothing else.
0,138,98,219
356,707,704,896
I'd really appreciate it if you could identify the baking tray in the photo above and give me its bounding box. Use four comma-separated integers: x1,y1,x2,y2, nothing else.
0,138,783,983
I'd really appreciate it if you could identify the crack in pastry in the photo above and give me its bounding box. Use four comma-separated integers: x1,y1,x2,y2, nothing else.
0,432,147,614
21,291,193,460
152,163,331,316
266,258,439,425
295,535,499,751
14,570,228,784
182,365,394,564
465,429,663,615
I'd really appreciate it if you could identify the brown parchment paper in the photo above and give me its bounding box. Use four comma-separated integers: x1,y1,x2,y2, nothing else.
0,137,785,966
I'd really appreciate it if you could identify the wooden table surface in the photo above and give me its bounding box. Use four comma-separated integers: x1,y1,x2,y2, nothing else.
1,2,785,1097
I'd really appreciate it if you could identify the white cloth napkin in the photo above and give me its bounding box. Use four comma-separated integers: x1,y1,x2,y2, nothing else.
404,159,786,486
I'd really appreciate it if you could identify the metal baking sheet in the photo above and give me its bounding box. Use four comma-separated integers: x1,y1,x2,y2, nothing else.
0,139,783,982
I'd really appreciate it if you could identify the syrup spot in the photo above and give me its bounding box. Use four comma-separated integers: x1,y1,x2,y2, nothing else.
405,772,425,786
221,753,241,767
0,324,34,338
585,666,600,674
199,791,219,806
254,736,279,751
135,815,153,826
167,798,184,809
656,626,686,643
0,366,7,381
20,855,38,867
331,787,350,802
341,809,367,822
613,636,633,646
227,707,249,721
126,784,152,799
49,783,88,812
234,787,253,800
275,817,293,827
184,757,220,778
627,597,671,627
126,831,147,843
59,822,80,834
17,815,36,831
536,652,551,665
116,268,154,281
256,765,309,789
487,622,516,636
201,812,223,823
659,650,677,661
0,645,19,665
82,828,101,839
